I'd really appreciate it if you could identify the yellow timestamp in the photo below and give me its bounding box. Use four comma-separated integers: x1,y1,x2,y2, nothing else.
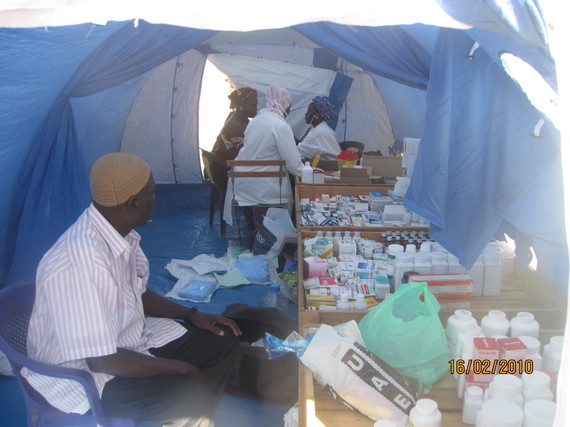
449,359,533,375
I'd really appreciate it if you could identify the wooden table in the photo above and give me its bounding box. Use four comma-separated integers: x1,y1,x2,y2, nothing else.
296,265,567,426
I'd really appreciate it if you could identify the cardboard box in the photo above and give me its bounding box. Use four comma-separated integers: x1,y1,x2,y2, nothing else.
467,338,500,383
361,155,404,180
339,166,372,184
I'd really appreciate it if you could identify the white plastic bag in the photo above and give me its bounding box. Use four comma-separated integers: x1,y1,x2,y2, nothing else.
252,208,297,258
300,324,426,424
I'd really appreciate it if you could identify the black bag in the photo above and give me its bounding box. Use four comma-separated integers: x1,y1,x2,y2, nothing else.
222,303,298,404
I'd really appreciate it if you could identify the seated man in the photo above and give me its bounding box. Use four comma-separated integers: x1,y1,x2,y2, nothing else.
296,96,341,162
23,152,241,426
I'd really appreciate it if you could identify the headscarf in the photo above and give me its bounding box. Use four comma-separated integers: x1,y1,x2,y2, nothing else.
228,87,257,109
264,85,292,117
90,152,151,207
312,96,338,123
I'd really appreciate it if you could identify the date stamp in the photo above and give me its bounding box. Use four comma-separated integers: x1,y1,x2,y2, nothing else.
449,359,533,375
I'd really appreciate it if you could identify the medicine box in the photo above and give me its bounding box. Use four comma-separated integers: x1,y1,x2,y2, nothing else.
497,337,527,361
408,273,473,309
466,338,500,383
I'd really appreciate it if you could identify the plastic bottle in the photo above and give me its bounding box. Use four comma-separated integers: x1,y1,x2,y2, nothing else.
393,252,414,291
482,251,503,296
353,231,362,243
462,385,483,424
447,253,466,274
353,293,368,310
542,335,564,372
413,252,432,275
521,371,554,403
480,310,510,337
510,312,540,339
468,255,484,296
523,399,556,427
405,243,416,253
325,230,333,242
487,374,524,407
342,231,352,241
518,335,543,370
430,251,448,274
476,398,523,427
453,324,484,371
336,294,352,310
446,309,478,358
408,398,442,427
332,231,343,255
301,161,313,183
456,325,485,394
387,244,405,291
419,242,431,253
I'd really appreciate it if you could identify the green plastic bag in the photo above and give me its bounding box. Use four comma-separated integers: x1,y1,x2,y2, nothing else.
358,282,450,387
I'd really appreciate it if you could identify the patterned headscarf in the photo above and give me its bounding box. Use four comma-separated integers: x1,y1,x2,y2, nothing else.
264,85,292,117
228,87,257,109
313,96,338,123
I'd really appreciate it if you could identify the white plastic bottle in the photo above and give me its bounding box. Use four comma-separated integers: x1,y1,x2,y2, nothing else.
430,251,448,274
353,293,368,310
353,231,362,243
301,161,313,183
510,312,540,339
518,335,543,370
413,252,432,275
393,252,414,291
336,294,352,310
325,230,333,243
447,253,467,274
408,398,441,427
468,255,485,296
462,385,483,424
523,399,556,427
453,324,484,373
343,231,352,241
480,310,510,337
482,251,503,296
333,231,343,255
405,243,416,253
387,244,405,291
521,371,554,403
446,309,478,358
476,398,523,427
486,374,524,408
542,335,564,372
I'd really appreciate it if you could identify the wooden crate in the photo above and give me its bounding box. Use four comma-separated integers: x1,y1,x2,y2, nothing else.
296,269,567,427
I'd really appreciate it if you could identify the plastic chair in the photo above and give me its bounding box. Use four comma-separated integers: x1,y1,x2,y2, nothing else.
339,141,365,159
0,281,135,427
201,148,229,235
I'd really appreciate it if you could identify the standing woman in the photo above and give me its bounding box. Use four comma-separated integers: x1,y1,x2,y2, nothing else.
223,85,303,230
211,87,258,162
297,96,340,162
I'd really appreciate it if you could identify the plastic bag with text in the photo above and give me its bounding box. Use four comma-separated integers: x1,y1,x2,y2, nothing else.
358,282,450,387
252,208,297,258
299,324,426,424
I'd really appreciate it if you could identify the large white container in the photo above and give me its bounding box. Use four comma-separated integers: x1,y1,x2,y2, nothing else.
485,374,524,408
393,252,414,290
408,399,442,427
523,399,556,427
431,251,448,274
387,244,405,290
301,161,313,183
414,252,432,274
481,310,510,337
518,335,543,371
542,335,564,372
475,398,523,427
468,255,484,297
482,251,503,296
448,253,467,274
462,385,483,424
510,312,540,339
446,309,478,357
521,371,553,403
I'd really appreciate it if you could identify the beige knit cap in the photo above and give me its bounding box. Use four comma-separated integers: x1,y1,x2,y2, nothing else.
90,152,151,207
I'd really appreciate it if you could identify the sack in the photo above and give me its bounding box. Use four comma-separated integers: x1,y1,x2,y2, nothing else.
222,304,298,404
358,282,450,387
300,324,426,424
252,208,297,258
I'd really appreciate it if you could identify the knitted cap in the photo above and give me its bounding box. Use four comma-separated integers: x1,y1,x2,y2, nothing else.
90,152,151,207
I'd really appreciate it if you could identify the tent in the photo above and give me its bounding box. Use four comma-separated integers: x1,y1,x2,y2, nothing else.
0,0,569,424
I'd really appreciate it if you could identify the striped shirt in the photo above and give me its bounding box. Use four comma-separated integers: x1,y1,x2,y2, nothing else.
22,204,186,413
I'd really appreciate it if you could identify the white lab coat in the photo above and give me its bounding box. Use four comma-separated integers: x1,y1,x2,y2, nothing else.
223,110,303,225
297,121,341,161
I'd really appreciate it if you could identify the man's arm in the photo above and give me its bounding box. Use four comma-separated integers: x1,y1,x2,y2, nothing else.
86,348,209,383
141,290,242,337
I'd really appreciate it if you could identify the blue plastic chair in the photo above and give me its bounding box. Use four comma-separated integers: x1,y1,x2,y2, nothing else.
0,281,135,427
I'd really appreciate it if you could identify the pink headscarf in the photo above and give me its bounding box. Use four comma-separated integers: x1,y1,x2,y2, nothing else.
264,85,292,117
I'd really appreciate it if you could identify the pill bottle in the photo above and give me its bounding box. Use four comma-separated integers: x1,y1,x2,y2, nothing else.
462,385,483,424
353,293,368,310
510,312,540,339
480,310,510,337
476,398,523,427
301,161,313,183
335,295,351,310
522,399,556,427
408,399,441,427
518,335,543,371
542,335,564,372
521,371,553,403
413,252,432,275
446,309,477,358
430,251,448,274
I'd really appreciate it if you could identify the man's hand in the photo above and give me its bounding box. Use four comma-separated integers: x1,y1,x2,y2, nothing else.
187,311,242,337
